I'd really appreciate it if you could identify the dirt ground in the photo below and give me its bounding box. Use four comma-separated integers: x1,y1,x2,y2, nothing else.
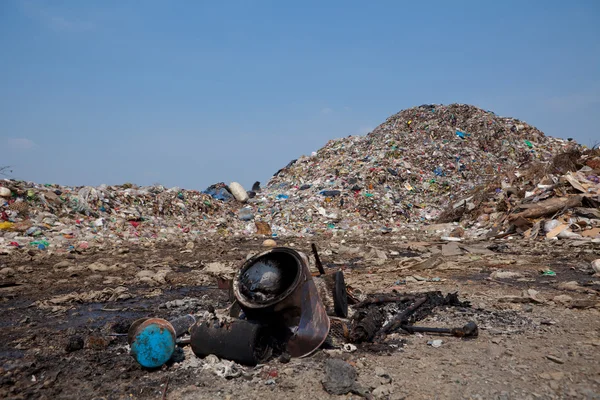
1,233,599,399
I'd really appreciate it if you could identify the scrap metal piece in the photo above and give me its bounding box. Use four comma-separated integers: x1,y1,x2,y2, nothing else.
311,243,326,275
376,296,428,339
169,314,196,337
233,247,330,358
189,319,272,366
314,270,348,318
401,321,479,338
311,243,348,317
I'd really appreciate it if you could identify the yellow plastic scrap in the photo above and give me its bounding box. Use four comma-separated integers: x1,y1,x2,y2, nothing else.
0,221,14,230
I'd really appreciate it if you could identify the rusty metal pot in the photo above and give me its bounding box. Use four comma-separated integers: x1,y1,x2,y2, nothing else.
233,247,330,358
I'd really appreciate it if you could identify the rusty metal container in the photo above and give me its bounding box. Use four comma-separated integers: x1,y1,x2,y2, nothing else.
189,319,272,366
233,247,330,358
128,315,195,368
128,318,177,369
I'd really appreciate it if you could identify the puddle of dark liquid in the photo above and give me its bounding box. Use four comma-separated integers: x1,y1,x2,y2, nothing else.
57,285,217,330
0,349,26,370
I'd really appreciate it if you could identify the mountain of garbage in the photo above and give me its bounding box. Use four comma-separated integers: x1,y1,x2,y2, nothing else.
1,104,599,252
266,103,578,223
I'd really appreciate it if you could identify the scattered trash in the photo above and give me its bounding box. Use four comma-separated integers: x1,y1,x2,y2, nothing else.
4,101,596,397
427,339,443,348
2,104,597,250
342,343,357,353
229,182,249,203
202,354,243,378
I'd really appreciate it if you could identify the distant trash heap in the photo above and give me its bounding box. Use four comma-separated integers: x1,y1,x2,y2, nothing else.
1,104,599,252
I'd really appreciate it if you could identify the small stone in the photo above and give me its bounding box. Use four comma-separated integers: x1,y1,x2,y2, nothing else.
278,353,291,364
0,267,15,277
262,239,277,247
53,260,72,269
65,336,84,352
322,359,360,395
374,367,387,377
86,336,110,350
546,355,564,364
373,385,392,398
549,372,564,381
591,259,600,274
491,271,522,279
553,295,573,306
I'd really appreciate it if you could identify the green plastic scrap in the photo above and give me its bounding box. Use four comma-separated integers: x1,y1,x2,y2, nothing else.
541,270,556,276
524,140,533,148
30,240,49,247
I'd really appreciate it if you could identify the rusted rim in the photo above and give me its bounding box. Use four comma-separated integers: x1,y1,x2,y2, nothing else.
233,247,304,309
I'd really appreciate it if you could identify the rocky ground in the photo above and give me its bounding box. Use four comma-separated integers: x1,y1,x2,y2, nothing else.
1,233,599,400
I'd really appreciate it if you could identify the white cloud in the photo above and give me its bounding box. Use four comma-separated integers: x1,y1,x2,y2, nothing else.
7,138,37,150
321,107,333,115
20,0,95,32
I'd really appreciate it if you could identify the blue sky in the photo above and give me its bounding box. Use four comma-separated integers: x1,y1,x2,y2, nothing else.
1,0,599,190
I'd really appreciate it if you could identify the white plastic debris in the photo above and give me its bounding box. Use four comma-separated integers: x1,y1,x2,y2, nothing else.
229,182,249,203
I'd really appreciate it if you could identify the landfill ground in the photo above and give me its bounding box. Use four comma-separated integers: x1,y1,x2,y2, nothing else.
1,234,599,400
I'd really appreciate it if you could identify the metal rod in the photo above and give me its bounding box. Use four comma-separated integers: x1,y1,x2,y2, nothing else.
311,243,326,275
400,321,479,338
377,296,428,338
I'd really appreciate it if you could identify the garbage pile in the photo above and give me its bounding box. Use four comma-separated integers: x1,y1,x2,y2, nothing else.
440,147,600,240
1,104,592,248
0,182,227,251
264,104,578,231
126,246,477,370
